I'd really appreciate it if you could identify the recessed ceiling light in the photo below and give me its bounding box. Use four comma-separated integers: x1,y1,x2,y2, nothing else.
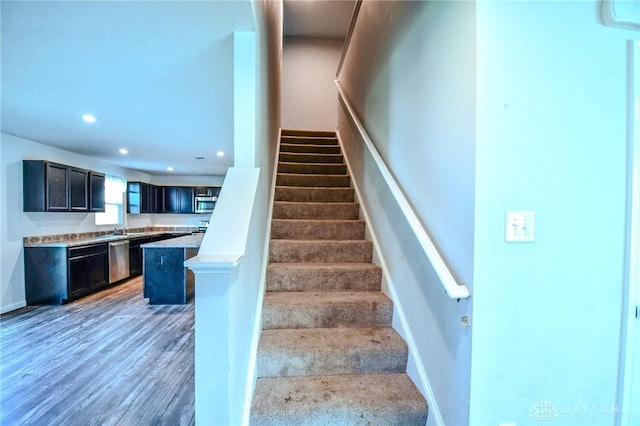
216,151,225,157
82,114,97,123
119,148,129,155
166,166,174,172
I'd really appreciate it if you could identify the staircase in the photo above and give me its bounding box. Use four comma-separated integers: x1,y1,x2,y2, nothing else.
250,130,428,425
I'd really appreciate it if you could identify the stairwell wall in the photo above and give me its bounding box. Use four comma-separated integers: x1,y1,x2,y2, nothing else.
242,0,282,421
281,37,343,131
336,1,476,425
338,0,637,425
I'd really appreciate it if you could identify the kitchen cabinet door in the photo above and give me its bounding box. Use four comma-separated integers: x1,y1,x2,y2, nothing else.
127,182,142,214
178,187,194,213
163,186,179,213
140,183,154,213
67,244,109,299
154,185,165,213
69,167,89,212
46,162,70,212
90,172,105,212
128,236,152,277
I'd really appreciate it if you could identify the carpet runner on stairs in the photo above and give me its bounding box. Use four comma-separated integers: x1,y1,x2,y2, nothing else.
250,129,428,425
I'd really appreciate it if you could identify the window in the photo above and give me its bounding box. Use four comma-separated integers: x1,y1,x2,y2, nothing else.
95,175,126,225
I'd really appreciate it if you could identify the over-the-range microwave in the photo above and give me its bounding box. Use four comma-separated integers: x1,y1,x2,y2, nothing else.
195,196,217,213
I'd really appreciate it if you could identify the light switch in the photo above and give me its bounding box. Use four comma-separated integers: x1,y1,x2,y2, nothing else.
505,211,535,242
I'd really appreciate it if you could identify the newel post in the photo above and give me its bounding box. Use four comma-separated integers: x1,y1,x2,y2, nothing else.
185,255,242,426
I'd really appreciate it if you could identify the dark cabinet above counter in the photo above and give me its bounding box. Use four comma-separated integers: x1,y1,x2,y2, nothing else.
23,160,105,213
127,182,219,215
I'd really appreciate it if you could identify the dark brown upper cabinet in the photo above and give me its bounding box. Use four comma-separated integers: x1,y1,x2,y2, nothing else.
23,160,105,213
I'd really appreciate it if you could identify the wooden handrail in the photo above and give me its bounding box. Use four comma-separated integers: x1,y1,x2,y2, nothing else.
336,0,363,78
335,81,470,300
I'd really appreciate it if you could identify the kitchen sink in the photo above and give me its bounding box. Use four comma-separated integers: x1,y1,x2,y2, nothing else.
93,235,120,241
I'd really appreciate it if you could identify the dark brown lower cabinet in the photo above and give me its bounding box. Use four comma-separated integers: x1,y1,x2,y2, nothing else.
25,243,109,305
128,236,153,277
68,244,109,299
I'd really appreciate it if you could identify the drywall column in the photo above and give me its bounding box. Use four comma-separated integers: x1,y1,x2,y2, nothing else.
188,262,238,425
234,31,257,168
185,167,260,425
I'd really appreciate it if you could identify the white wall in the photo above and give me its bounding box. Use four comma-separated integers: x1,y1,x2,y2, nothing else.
241,0,282,419
339,0,637,424
0,132,225,313
281,36,343,131
187,0,282,422
470,2,635,424
337,2,475,424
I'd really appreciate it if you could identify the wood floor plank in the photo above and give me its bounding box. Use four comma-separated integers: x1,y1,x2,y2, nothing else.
0,277,194,425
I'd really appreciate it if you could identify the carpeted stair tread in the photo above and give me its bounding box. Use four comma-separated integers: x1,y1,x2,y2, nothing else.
280,143,341,154
270,240,373,263
278,162,347,175
267,263,382,292
271,219,365,240
279,152,344,164
262,291,392,329
257,327,408,377
250,373,428,425
272,202,360,220
275,186,354,203
276,173,351,188
252,128,428,424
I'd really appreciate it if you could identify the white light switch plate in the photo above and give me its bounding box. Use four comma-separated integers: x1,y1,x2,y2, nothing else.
505,211,535,242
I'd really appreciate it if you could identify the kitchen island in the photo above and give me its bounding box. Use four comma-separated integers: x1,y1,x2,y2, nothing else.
141,234,203,304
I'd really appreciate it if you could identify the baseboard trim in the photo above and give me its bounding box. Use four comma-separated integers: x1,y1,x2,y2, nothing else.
1,301,26,315
336,129,445,426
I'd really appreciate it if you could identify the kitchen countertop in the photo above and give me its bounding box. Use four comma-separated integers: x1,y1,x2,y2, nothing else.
141,234,203,249
24,231,193,248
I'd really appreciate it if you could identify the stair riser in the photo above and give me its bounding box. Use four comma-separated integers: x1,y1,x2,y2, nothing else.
274,187,354,203
280,144,341,154
271,220,365,240
279,153,344,164
257,347,407,377
267,265,382,292
278,162,347,175
276,174,351,188
269,241,373,263
281,135,338,145
262,301,392,329
272,202,360,220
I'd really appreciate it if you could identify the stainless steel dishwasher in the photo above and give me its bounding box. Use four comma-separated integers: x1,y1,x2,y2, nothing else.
108,240,130,283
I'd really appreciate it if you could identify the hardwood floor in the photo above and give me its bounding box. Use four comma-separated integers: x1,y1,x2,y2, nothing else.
0,277,194,426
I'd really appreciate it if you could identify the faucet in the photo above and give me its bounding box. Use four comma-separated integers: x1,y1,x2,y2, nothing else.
113,226,127,235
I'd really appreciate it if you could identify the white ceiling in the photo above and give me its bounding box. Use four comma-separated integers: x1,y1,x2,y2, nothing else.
1,0,354,176
284,0,355,39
